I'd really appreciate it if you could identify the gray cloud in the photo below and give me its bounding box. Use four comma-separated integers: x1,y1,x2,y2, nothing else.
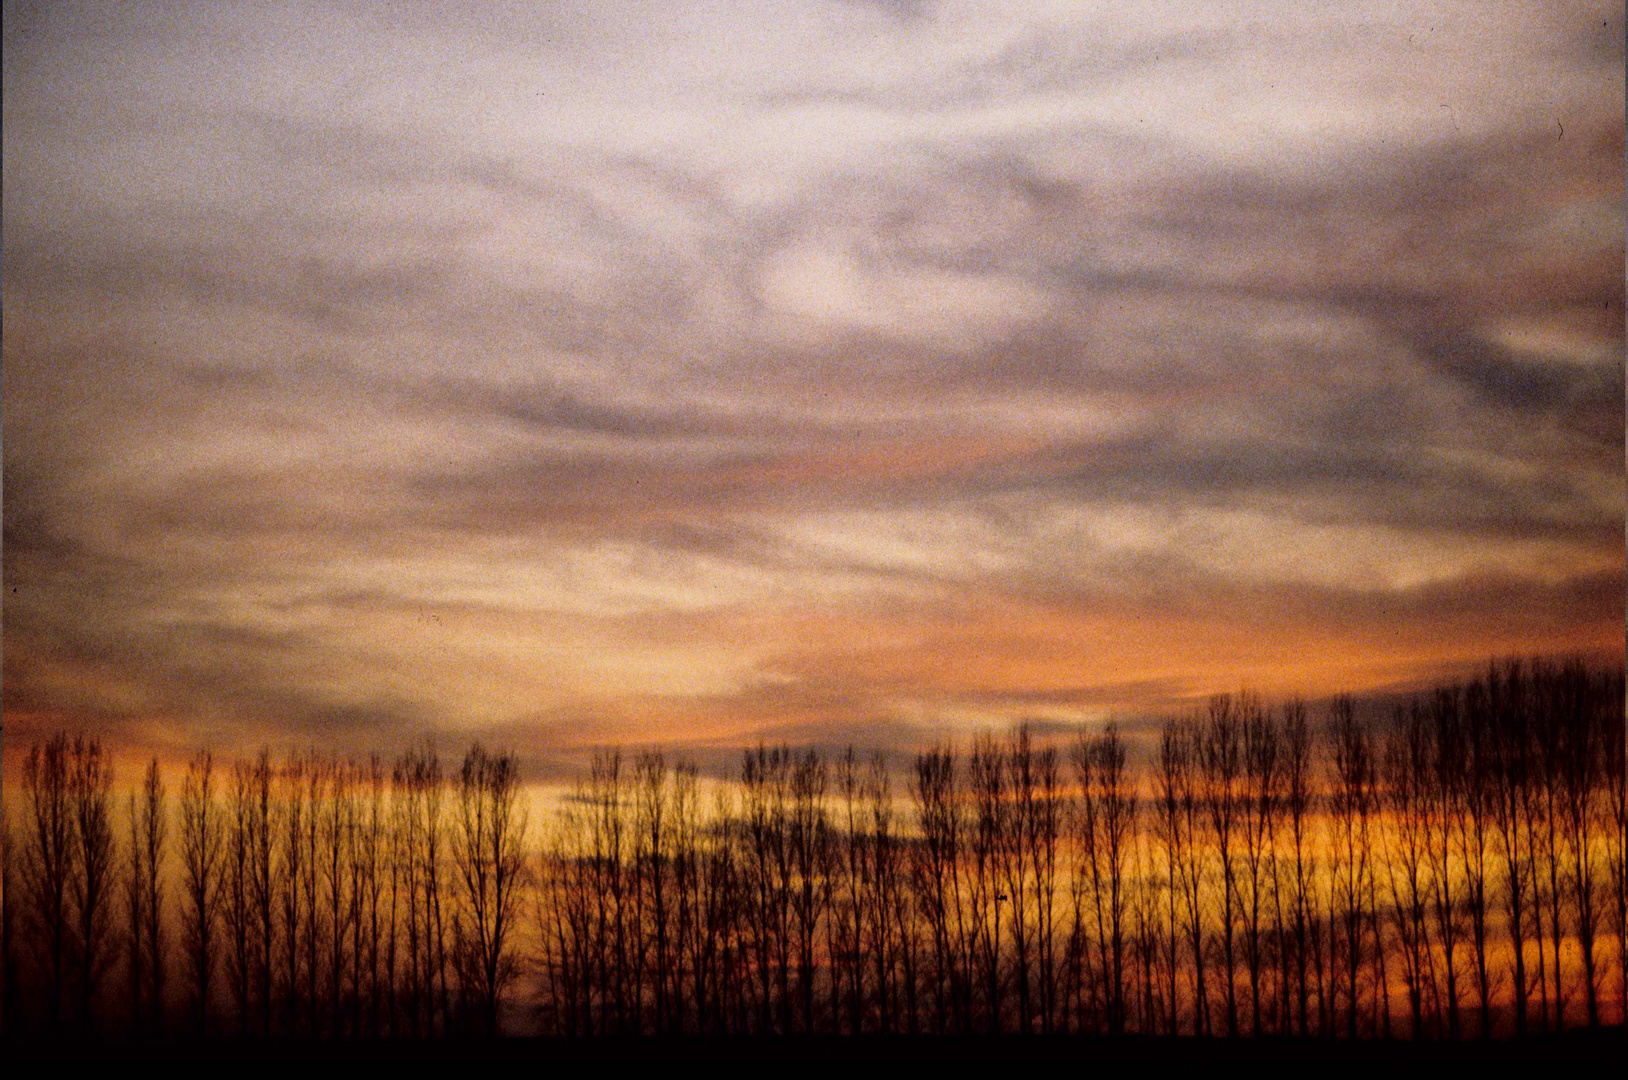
4,1,1621,773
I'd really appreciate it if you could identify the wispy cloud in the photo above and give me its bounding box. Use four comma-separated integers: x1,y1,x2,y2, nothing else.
4,1,1622,773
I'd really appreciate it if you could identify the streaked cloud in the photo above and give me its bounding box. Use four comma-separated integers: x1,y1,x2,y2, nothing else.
4,1,1622,778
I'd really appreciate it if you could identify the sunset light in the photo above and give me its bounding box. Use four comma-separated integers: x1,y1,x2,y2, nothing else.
2,0,1622,1062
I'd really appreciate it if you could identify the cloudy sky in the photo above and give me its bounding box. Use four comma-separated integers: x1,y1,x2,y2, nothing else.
4,1,1623,779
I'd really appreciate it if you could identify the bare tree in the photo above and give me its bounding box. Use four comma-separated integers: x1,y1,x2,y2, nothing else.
68,736,116,1031
300,759,324,1033
452,744,530,1034
391,744,451,1035
584,749,626,1034
969,734,1006,1033
1130,833,1163,1034
1,796,19,1033
1530,661,1567,1032
179,751,223,1034
834,747,865,1034
321,760,355,1035
1200,695,1243,1037
362,754,389,1037
1382,703,1432,1038
1424,687,1466,1039
1003,727,1038,1034
1238,694,1277,1034
23,734,73,1030
278,756,307,1034
142,760,168,1033
1157,718,1209,1036
1261,706,1291,1036
250,751,277,1036
123,784,147,1034
789,749,828,1033
1603,666,1627,1025
123,758,166,1034
741,745,791,1032
1281,700,1319,1036
912,746,956,1034
1076,723,1134,1035
1330,696,1376,1038
393,753,424,1033
384,761,408,1035
1488,661,1534,1036
1151,721,1182,1035
346,760,367,1037
538,791,586,1035
421,750,452,1032
705,782,744,1034
632,751,666,1031
866,752,914,1034
223,759,254,1033
1460,678,1497,1036
1550,662,1604,1028
1032,742,1062,1033
670,758,701,1033
1101,723,1136,1036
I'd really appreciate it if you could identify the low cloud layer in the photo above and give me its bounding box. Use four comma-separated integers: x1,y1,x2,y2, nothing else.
4,2,1622,779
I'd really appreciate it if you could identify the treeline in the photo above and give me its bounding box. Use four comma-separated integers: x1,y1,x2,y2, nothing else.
2,742,526,1039
539,658,1625,1040
1,657,1623,1042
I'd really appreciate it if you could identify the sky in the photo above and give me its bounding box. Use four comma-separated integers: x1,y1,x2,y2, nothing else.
3,1,1623,782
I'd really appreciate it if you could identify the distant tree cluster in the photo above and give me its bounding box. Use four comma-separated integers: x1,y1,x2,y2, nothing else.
1,657,1623,1042
2,741,527,1039
538,658,1625,1039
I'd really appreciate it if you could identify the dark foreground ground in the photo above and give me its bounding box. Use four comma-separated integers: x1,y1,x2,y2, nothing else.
3,1028,1623,1065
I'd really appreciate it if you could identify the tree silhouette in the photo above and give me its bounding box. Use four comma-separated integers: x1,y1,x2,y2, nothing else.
1238,694,1277,1035
1201,694,1244,1037
969,734,1006,1034
249,751,276,1037
1157,716,1210,1036
1075,722,1133,1035
1281,699,1322,1036
179,751,222,1034
24,733,73,1030
68,736,116,1032
1488,661,1535,1036
5,651,1623,1047
1,796,20,1031
1382,703,1432,1037
452,743,529,1034
1460,677,1497,1036
1424,687,1466,1038
1330,696,1375,1039
1604,667,1627,1024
